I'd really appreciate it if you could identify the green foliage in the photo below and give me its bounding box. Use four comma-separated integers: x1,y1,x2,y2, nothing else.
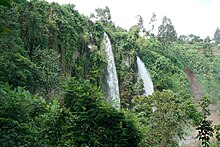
17,0,91,74
88,45,107,86
64,78,104,112
0,84,46,146
186,34,203,44
32,49,60,99
1,0,109,94
214,27,220,44
91,6,112,25
196,96,214,147
1,0,220,146
132,90,198,146
168,43,202,69
0,0,11,7
137,38,190,95
62,78,142,146
0,25,10,34
112,28,140,107
0,79,142,146
136,15,147,37
93,21,105,46
0,0,11,34
0,10,25,54
214,124,220,145
157,16,177,44
0,52,39,91
193,43,220,101
39,103,77,146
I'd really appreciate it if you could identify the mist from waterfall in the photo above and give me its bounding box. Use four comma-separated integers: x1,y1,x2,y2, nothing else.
104,33,120,108
136,56,154,96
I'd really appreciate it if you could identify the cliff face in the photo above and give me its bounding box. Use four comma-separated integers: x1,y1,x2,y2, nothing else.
184,68,203,102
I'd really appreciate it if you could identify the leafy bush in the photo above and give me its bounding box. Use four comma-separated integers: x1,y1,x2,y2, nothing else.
132,90,198,146
0,84,46,146
0,53,39,92
62,78,142,146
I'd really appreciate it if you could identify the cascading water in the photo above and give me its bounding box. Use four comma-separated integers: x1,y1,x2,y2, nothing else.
104,33,120,108
136,56,154,96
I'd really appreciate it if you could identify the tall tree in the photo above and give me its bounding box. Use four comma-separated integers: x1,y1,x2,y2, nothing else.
148,12,157,37
214,27,220,44
94,6,112,25
188,34,203,44
136,15,146,37
204,36,211,43
157,16,177,44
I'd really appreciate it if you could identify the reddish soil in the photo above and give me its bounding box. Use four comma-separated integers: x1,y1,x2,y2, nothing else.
184,68,203,103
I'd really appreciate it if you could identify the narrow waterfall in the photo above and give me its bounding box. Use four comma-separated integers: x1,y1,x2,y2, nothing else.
104,33,120,108
136,56,154,96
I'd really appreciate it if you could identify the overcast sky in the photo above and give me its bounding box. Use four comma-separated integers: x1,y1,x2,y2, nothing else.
46,0,220,39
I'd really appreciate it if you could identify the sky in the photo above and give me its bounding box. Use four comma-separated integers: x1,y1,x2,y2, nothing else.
46,0,220,39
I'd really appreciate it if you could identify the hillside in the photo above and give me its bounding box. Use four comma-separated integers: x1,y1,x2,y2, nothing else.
1,0,220,146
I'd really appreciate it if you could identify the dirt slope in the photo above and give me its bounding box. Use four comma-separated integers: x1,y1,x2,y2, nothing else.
184,68,203,102
181,68,220,147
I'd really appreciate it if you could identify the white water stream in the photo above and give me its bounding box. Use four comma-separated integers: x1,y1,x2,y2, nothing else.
136,56,154,96
104,33,120,108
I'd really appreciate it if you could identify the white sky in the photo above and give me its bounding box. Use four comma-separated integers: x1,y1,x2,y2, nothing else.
46,0,220,39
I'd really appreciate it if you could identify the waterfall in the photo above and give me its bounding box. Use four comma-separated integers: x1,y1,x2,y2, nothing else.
136,56,154,96
104,33,120,108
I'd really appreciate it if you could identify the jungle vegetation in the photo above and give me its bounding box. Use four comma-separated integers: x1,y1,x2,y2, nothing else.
1,0,220,146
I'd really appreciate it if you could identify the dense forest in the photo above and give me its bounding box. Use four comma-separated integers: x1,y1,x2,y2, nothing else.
1,0,220,146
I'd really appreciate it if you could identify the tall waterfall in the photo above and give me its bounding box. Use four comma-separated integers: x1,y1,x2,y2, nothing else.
104,33,120,108
136,56,154,96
